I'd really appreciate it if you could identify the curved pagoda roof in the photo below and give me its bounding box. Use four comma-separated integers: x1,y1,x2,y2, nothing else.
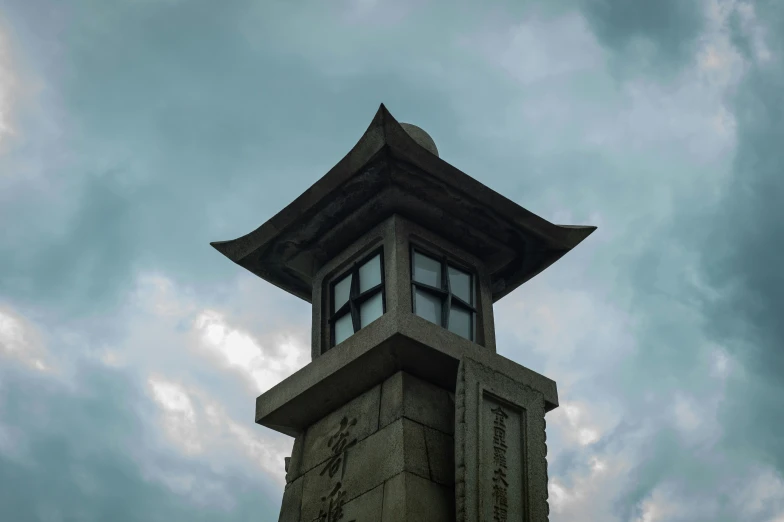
211,104,596,303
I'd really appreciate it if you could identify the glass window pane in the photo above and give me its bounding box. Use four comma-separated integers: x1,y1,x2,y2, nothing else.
415,289,442,325
333,274,352,311
448,305,472,340
448,266,472,304
413,252,441,288
359,254,382,293
334,313,354,345
360,292,384,328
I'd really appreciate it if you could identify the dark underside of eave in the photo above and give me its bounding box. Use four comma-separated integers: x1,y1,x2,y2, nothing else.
230,149,572,303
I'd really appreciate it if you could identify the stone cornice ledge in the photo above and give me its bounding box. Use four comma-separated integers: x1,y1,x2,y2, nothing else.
255,313,558,437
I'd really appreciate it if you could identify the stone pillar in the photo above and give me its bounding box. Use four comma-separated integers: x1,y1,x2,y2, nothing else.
210,104,590,521
280,371,456,522
455,356,552,522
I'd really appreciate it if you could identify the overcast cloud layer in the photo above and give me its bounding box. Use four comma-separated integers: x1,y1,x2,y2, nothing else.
0,0,782,521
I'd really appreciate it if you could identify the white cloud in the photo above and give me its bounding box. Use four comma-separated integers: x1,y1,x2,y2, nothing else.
710,348,731,379
672,394,701,434
732,1,773,63
148,377,202,455
0,306,51,372
547,440,636,520
132,274,198,319
197,311,261,368
194,309,307,394
555,402,606,448
146,375,291,486
634,487,681,522
736,467,784,519
121,272,304,487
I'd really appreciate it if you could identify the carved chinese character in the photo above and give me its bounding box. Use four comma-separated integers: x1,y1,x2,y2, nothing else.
493,476,509,522
493,483,508,507
317,482,356,522
490,406,510,521
493,504,509,522
493,467,509,488
490,406,508,428
328,416,358,448
493,445,507,468
492,426,507,448
320,416,358,479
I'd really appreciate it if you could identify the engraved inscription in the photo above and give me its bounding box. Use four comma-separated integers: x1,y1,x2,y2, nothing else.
491,406,509,522
318,481,350,522
483,395,524,521
320,416,358,479
456,357,550,522
318,416,358,522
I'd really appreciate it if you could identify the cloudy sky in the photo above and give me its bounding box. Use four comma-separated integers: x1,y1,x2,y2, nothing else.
0,0,782,520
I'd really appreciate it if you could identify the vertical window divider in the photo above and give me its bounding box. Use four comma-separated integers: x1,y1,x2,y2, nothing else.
410,245,476,343
410,247,418,316
380,251,387,315
442,255,451,329
349,261,360,333
470,272,475,341
329,247,385,351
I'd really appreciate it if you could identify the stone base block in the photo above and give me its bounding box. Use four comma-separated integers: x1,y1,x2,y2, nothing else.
277,371,456,522
381,472,455,522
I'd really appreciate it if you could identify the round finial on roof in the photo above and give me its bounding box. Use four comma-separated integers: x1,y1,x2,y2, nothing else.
400,123,439,157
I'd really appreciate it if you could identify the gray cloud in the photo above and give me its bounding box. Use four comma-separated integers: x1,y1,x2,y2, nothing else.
0,0,461,318
704,0,784,473
1,0,783,520
0,359,280,522
579,0,705,74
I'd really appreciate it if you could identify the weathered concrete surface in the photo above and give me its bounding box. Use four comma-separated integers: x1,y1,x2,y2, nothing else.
278,476,303,522
310,214,497,360
255,327,557,437
278,371,456,521
455,355,553,522
316,484,384,522
379,371,454,435
299,383,382,476
277,355,556,521
381,472,454,522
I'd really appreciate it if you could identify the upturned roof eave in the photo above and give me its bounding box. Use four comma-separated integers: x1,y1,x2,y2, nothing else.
209,104,391,264
210,103,597,300
380,116,595,251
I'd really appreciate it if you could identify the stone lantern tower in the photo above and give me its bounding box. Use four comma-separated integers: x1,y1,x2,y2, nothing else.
211,105,595,521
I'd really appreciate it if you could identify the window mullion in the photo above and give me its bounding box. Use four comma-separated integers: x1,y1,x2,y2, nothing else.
355,283,383,303
412,281,447,296
410,247,476,343
442,256,450,328
451,295,475,311
349,266,360,333
330,301,352,321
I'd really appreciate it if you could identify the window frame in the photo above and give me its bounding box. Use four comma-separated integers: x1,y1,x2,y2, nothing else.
328,247,386,348
410,245,477,341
